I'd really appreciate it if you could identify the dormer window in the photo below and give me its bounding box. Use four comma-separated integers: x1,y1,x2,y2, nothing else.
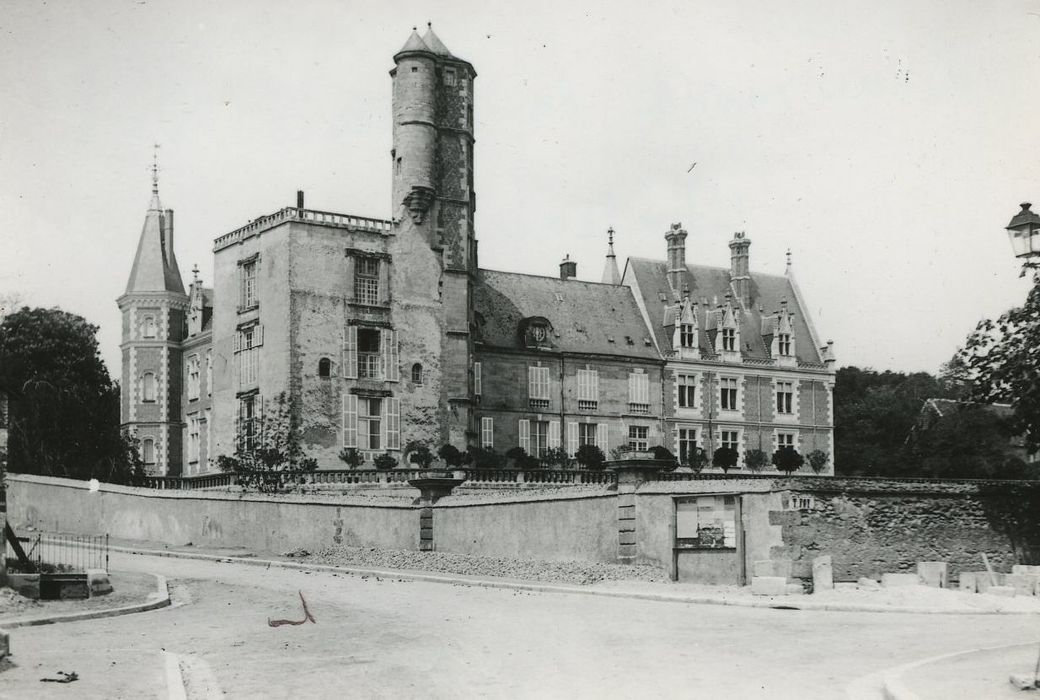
777,333,792,356
521,317,553,348
680,324,696,348
721,328,736,352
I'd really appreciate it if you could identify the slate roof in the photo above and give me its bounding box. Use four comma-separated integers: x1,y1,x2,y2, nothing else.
473,269,660,360
124,192,185,295
625,258,825,365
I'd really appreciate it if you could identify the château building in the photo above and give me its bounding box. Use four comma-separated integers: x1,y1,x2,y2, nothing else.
118,27,835,476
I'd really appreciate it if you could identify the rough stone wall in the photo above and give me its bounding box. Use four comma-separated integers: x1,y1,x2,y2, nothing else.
770,479,1040,580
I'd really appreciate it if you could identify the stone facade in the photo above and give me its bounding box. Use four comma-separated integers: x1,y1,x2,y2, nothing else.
119,28,834,476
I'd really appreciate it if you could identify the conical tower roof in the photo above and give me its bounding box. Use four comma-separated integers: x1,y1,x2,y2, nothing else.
421,24,453,56
124,182,185,296
601,228,622,285
397,28,430,55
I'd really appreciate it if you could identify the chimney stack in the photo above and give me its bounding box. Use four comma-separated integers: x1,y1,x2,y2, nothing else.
559,254,577,281
664,223,688,296
729,231,751,309
297,190,305,209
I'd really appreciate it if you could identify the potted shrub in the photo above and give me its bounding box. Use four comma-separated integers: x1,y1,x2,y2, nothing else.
772,446,805,475
712,446,739,473
338,447,365,470
373,452,398,471
407,443,435,472
683,446,709,473
744,448,769,473
649,445,679,470
807,449,829,474
575,444,606,470
437,443,472,479
505,446,539,470
468,446,505,470
543,446,571,470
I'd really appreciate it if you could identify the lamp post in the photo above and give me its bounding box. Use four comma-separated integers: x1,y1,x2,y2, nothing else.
1005,202,1040,274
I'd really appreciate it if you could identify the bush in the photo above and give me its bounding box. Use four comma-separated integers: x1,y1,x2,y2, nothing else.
713,446,739,473
807,449,829,474
338,447,365,469
650,445,675,461
468,446,505,470
373,452,398,470
543,447,570,469
744,449,769,472
772,446,805,474
575,444,606,470
505,446,539,470
437,444,471,468
683,447,709,472
407,443,434,469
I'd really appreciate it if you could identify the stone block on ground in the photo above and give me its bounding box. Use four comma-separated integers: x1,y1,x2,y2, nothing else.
881,573,921,588
86,569,113,597
812,555,833,592
751,576,788,596
958,572,978,593
987,585,1016,598
1003,573,1039,596
974,571,1004,593
752,559,792,580
916,561,948,588
1009,673,1038,690
857,577,880,591
785,583,805,595
834,582,858,592
1012,565,1040,575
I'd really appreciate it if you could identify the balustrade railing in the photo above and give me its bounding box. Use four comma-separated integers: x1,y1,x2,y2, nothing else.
213,207,392,251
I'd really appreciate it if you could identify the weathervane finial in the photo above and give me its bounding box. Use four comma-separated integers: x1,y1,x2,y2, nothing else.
151,143,161,194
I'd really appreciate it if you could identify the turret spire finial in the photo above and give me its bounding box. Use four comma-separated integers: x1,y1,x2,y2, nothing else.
607,227,616,256
191,264,200,282
151,143,161,194
786,248,792,269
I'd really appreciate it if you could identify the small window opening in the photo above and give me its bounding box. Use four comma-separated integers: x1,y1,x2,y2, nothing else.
318,358,332,378
411,66,418,73
412,363,423,384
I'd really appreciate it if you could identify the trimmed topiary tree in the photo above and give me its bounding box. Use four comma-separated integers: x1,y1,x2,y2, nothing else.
744,448,769,472
505,446,539,470
338,447,365,470
468,446,505,470
772,446,805,474
543,447,570,469
713,446,739,473
575,444,606,470
684,446,709,473
807,449,830,474
373,452,398,470
407,443,434,470
437,444,472,468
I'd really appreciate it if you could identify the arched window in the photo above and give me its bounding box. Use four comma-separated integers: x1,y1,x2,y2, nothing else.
142,438,155,465
411,363,423,384
142,372,156,402
142,316,156,339
318,357,332,378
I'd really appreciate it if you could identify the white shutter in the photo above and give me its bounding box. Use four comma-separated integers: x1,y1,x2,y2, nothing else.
343,326,358,379
591,370,599,402
596,423,608,450
518,419,530,452
628,373,637,404
474,362,482,396
233,331,241,353
255,324,264,346
343,394,358,448
527,367,536,399
385,397,400,450
481,417,493,448
382,329,399,382
639,374,649,405
548,420,561,449
567,422,579,455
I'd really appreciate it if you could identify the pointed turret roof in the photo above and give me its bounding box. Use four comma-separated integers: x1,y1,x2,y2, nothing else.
124,179,185,296
397,28,429,55
601,227,621,285
421,24,453,56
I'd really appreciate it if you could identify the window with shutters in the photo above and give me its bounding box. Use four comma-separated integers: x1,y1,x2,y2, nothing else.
677,374,696,410
776,381,794,415
188,414,201,463
141,373,156,403
678,427,698,465
358,398,382,450
239,259,258,310
579,423,598,447
237,325,262,387
577,368,598,411
628,370,650,414
720,376,739,412
531,420,549,457
528,366,550,409
187,355,200,401
238,394,259,452
628,425,649,451
481,417,493,448
357,329,381,379
355,257,380,306
385,397,400,450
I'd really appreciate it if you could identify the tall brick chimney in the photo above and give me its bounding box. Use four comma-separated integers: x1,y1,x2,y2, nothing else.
559,254,576,280
729,231,751,309
664,223,687,297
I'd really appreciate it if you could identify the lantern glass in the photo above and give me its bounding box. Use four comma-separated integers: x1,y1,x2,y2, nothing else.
1007,225,1040,259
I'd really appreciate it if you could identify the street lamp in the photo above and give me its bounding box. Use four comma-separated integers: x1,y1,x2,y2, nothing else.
1006,202,1040,272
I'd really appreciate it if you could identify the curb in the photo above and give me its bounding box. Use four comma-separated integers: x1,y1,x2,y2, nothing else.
0,573,171,630
879,641,1036,700
104,544,1040,615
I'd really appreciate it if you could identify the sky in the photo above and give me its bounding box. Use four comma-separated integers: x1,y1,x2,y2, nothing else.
2,0,1039,377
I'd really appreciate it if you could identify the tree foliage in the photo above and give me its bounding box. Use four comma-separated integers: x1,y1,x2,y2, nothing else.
0,306,141,484
744,448,769,472
772,446,804,474
575,444,606,470
957,278,1040,451
712,446,738,472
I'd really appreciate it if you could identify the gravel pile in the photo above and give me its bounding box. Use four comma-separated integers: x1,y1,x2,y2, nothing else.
287,545,666,586
0,586,41,615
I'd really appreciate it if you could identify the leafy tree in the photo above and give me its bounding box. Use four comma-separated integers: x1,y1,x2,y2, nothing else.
373,452,398,470
543,447,570,469
217,392,318,492
807,449,830,474
682,446,709,472
575,444,606,470
712,446,738,473
772,446,804,474
338,447,365,469
407,443,434,469
437,444,472,468
957,278,1040,451
0,306,140,484
505,446,539,470
744,448,769,472
468,446,505,470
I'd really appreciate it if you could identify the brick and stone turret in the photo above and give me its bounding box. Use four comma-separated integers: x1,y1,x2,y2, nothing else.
388,25,477,449
116,162,188,475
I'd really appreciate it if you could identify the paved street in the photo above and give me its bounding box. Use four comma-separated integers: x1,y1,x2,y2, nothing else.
3,551,1037,699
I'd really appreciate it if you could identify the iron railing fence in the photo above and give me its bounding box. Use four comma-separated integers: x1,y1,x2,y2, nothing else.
6,531,109,573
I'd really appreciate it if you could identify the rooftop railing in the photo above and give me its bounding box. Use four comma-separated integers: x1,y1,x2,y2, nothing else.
213,207,393,251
